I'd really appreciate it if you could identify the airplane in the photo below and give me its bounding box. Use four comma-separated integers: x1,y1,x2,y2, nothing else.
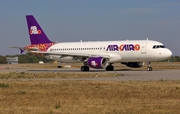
11,15,172,71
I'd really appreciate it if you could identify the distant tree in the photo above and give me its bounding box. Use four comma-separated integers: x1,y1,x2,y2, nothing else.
174,56,180,62
4,53,54,63
0,55,6,64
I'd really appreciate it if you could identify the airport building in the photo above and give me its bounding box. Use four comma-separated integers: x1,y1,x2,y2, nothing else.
6,57,18,64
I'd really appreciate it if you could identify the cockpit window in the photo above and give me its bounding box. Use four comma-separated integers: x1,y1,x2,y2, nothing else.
152,45,165,49
160,45,165,48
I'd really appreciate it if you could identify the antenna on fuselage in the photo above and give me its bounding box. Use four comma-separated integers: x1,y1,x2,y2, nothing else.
146,38,149,40
80,40,82,42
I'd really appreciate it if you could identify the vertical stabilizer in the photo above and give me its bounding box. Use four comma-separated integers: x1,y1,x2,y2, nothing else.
26,15,53,45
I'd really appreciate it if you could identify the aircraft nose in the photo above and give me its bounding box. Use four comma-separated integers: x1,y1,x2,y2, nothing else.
166,49,172,58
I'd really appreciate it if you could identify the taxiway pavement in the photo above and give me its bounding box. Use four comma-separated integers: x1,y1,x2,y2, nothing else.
0,68,179,81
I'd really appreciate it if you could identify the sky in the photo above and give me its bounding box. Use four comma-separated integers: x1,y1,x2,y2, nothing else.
0,0,180,56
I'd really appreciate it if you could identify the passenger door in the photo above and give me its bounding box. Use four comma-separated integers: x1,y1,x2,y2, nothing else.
141,42,148,54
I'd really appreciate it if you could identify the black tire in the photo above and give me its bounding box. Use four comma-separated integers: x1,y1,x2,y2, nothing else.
110,66,114,71
57,66,62,68
147,67,153,71
85,66,89,71
81,66,89,71
81,66,85,71
149,67,153,71
106,65,114,71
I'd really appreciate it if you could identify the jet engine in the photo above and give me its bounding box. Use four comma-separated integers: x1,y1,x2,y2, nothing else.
121,62,144,68
87,57,108,69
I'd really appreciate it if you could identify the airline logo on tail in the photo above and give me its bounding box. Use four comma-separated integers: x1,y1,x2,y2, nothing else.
30,26,41,35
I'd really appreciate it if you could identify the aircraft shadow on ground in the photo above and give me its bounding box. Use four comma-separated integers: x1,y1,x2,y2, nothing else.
114,69,163,71
27,69,105,72
27,68,165,73
27,68,163,73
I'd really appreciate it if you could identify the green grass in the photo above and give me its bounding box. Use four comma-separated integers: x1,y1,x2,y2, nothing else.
0,83,9,88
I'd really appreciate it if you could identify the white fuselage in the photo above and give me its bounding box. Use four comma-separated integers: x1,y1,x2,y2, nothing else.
45,40,172,63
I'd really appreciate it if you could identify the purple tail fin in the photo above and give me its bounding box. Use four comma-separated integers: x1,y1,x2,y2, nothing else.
26,15,53,45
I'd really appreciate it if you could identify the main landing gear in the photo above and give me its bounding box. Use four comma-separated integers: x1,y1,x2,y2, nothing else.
81,66,89,71
80,65,114,71
106,64,114,71
147,62,153,71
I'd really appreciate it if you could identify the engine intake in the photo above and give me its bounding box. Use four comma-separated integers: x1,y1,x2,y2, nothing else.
87,57,108,69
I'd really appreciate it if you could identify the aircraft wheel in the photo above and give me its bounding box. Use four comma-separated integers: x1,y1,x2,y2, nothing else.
81,66,89,71
147,67,153,71
110,65,114,71
106,65,114,71
57,66,62,68
85,66,89,71
147,62,153,71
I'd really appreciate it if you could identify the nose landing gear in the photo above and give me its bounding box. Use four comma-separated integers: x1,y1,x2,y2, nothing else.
147,62,153,71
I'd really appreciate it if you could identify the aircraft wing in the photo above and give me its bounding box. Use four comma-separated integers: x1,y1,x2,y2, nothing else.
31,51,110,58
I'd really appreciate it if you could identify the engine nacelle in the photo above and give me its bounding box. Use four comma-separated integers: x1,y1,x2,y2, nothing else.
87,57,108,69
121,62,144,68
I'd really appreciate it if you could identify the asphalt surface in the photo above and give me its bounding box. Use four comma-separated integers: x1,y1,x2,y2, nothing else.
0,67,180,81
